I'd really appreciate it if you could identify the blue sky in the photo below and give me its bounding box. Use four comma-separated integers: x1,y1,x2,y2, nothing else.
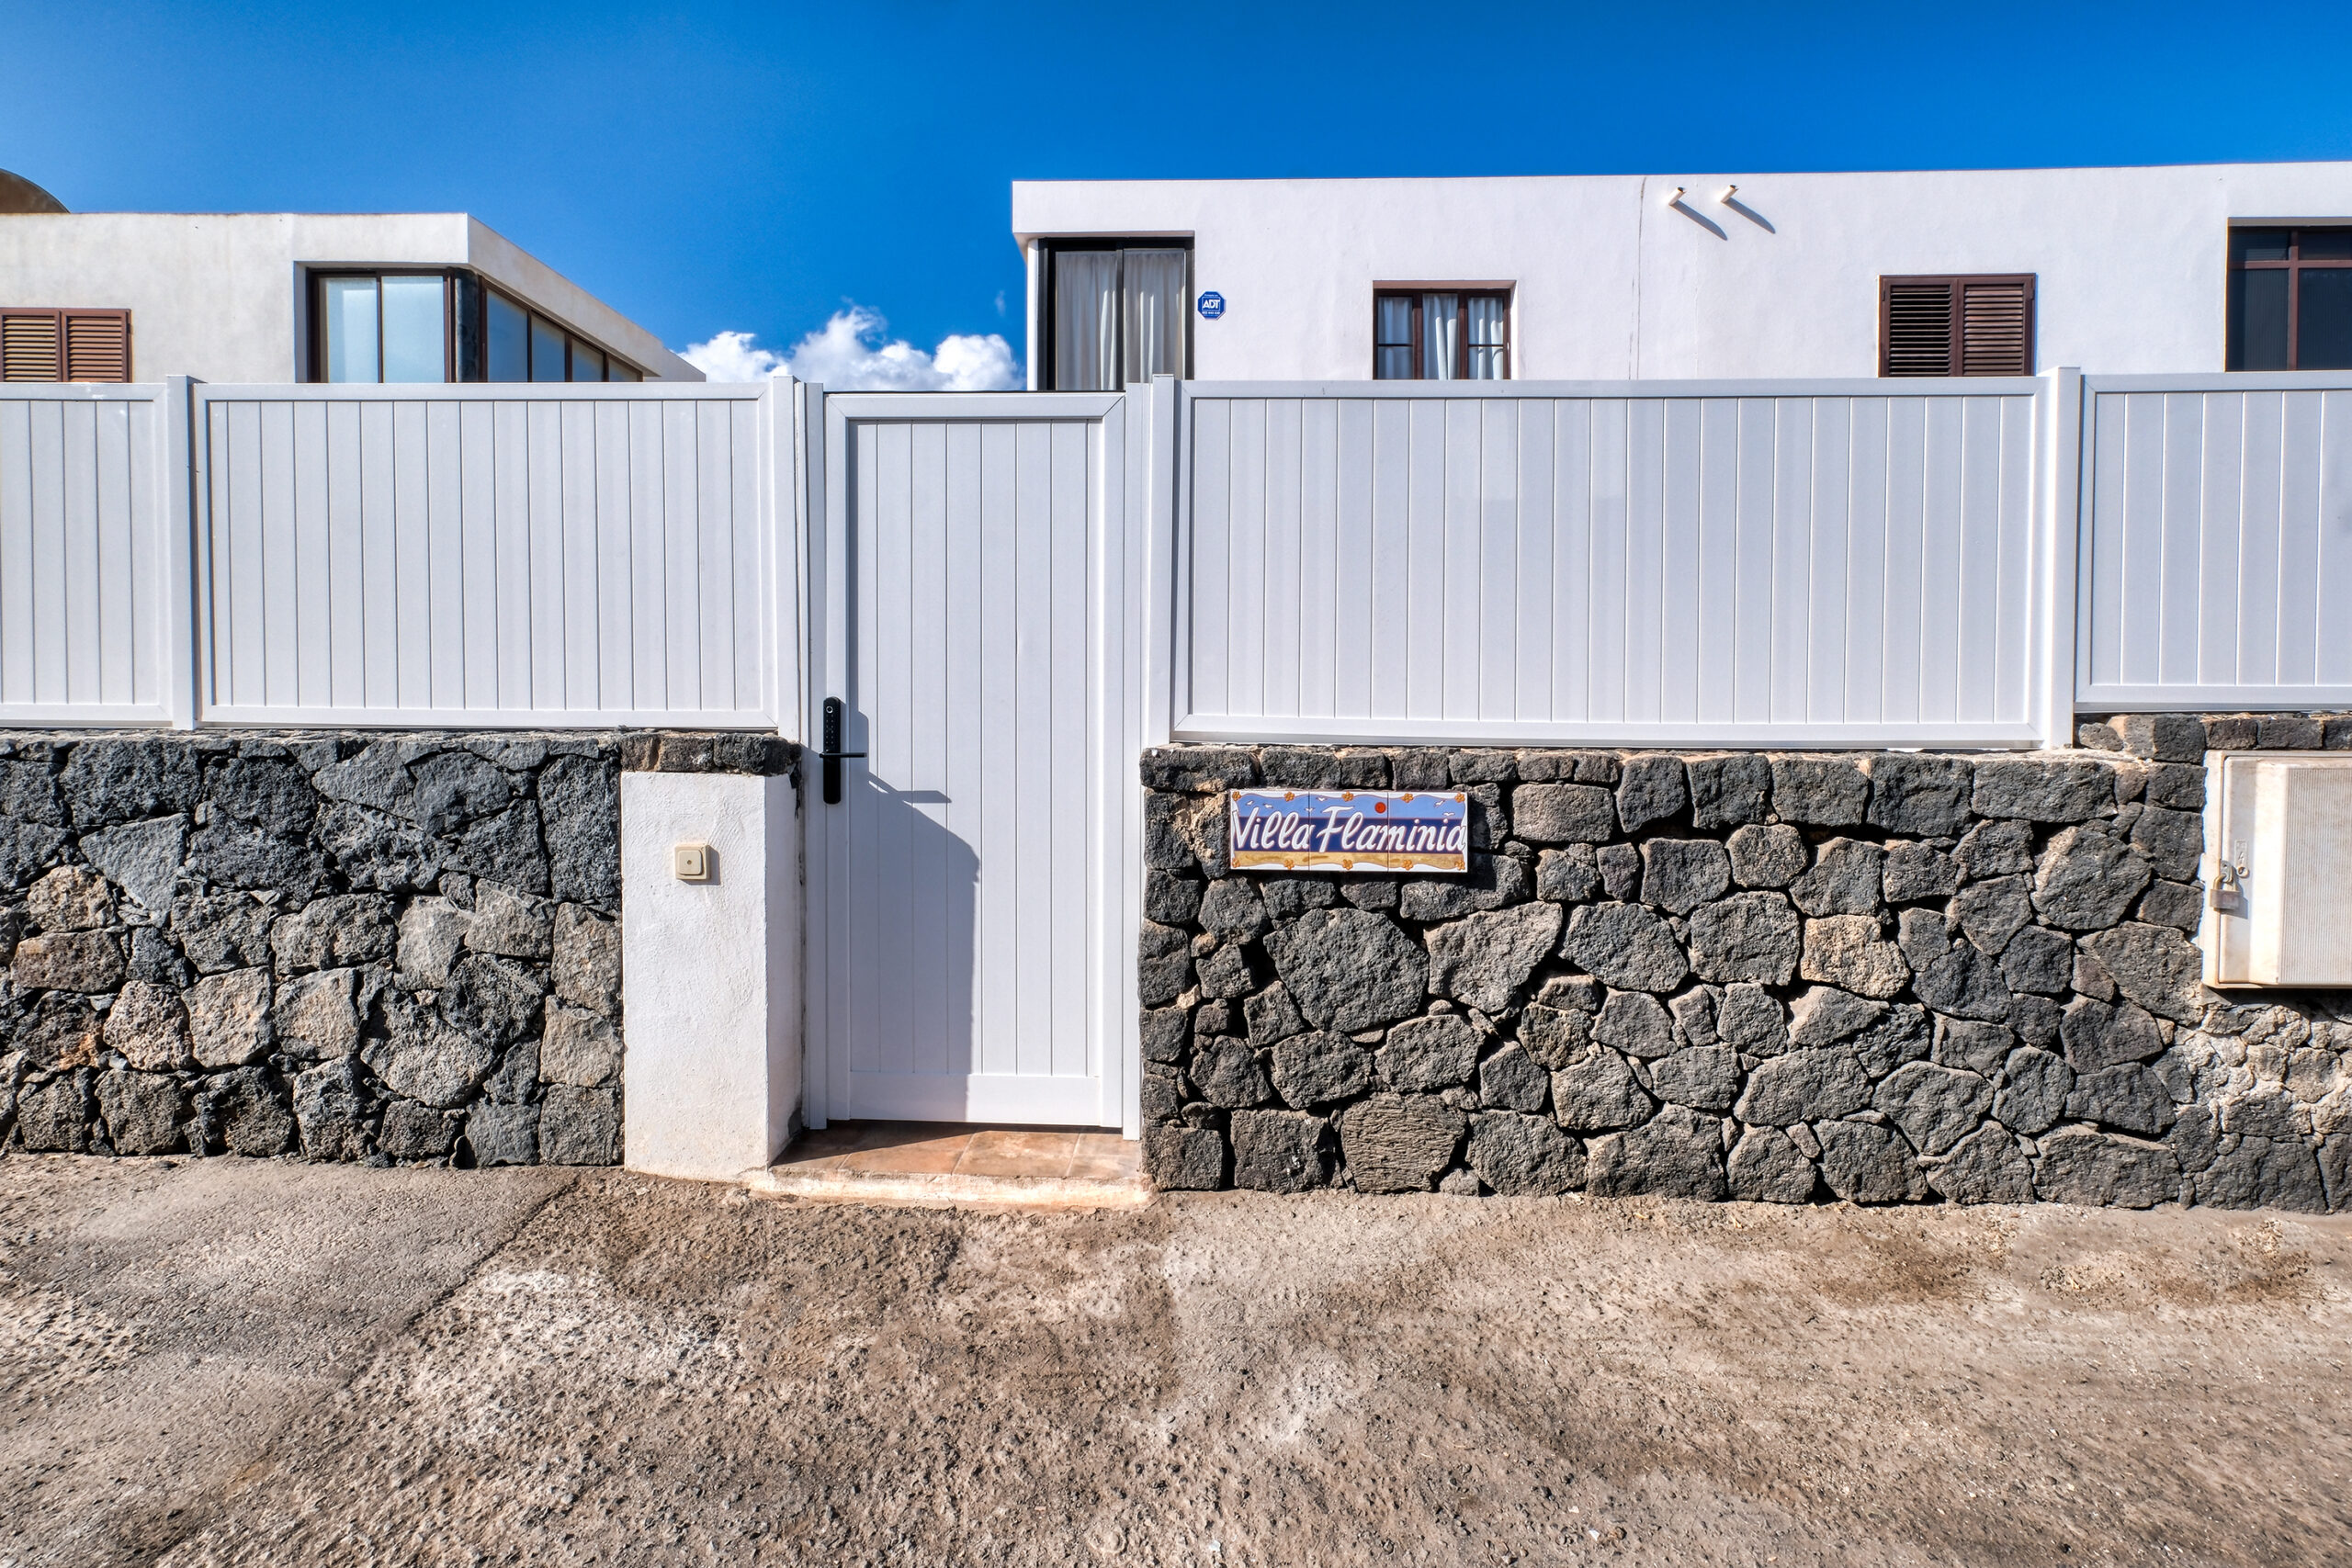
8,0,2352,375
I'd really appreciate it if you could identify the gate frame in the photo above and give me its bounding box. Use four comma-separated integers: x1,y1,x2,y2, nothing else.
800,386,1158,1134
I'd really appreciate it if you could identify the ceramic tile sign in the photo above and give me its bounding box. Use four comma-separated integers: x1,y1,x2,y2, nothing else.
1227,787,1469,874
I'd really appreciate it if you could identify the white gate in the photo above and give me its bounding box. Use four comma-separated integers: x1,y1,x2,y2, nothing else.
802,389,1159,1131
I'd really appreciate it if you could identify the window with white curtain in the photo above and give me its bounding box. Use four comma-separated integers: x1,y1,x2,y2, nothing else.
1122,250,1188,387
1372,288,1511,379
1044,242,1192,389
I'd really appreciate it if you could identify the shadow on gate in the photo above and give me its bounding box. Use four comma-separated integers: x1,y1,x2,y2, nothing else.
846,770,981,1081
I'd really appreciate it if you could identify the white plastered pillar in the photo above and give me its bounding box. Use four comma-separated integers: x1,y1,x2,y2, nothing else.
620,769,802,1181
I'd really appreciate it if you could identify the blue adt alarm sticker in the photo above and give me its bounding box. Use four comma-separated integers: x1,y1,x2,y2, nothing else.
1196,291,1226,319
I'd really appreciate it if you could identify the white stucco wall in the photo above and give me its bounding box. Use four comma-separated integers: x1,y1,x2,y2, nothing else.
1012,163,2352,382
0,211,698,383
620,772,802,1182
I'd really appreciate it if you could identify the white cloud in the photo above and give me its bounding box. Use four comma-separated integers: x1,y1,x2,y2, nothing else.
680,306,1020,391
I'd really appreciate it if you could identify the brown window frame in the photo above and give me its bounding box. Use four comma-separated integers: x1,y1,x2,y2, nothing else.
1372,288,1512,380
0,309,133,382
1878,274,2036,378
306,269,642,383
2226,226,2352,370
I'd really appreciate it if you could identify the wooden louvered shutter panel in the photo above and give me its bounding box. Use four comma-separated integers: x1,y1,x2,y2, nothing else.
1,310,62,381
1883,281,1956,376
62,311,130,382
1959,279,2031,375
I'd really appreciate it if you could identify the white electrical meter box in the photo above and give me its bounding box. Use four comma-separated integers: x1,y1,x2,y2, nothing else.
2204,752,2352,987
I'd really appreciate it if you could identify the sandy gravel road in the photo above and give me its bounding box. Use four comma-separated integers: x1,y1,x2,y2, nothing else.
4,1155,2347,1566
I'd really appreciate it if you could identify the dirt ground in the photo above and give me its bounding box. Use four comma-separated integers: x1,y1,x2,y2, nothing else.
4,1156,2349,1568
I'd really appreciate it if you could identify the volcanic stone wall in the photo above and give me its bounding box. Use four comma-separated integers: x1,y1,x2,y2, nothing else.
1139,715,2352,1210
0,729,792,1168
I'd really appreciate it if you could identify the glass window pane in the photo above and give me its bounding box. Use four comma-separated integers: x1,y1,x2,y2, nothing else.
2298,269,2352,369
322,277,379,383
1122,249,1188,383
1375,344,1415,380
607,361,640,383
1421,294,1459,379
448,274,483,381
1052,251,1121,390
2297,228,2352,259
1465,295,1508,345
570,340,605,381
2233,228,2292,264
2229,269,2290,370
380,276,446,382
530,316,566,381
1465,295,1507,378
1375,296,1412,346
486,293,528,381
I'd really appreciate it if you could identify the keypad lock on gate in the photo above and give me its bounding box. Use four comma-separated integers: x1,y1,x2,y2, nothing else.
817,697,865,805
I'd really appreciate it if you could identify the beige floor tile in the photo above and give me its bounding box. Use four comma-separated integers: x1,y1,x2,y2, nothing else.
775,1126,868,1169
776,1124,1136,1182
957,1131,1077,1178
839,1134,972,1175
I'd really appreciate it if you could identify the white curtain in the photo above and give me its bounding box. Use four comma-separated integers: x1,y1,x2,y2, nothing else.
1421,293,1459,379
1122,250,1188,385
1053,251,1121,391
1465,295,1508,379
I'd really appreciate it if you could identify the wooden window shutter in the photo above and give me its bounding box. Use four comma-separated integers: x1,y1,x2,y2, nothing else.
1882,282,1955,376
1881,275,2034,377
2,310,62,381
1958,278,2031,376
62,311,131,381
0,309,132,381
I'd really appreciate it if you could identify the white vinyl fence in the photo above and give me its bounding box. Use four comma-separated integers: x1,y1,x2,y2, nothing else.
1170,378,2067,748
192,381,795,729
0,383,190,726
2077,373,2352,711
6,368,2350,740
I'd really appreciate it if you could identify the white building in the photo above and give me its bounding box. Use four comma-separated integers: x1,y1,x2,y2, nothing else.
0,169,696,386
1012,162,2352,388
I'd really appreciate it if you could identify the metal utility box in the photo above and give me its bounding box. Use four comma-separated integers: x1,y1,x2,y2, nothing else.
2204,753,2352,987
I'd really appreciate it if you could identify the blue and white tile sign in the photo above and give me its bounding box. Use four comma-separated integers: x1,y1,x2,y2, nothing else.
1227,788,1469,874
1196,290,1226,319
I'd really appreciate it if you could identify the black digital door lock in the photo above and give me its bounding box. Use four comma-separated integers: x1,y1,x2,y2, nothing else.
816,697,864,805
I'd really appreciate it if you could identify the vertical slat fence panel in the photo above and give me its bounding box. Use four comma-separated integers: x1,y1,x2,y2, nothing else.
2079,373,2352,710
1178,379,2050,746
0,386,175,724
188,382,784,728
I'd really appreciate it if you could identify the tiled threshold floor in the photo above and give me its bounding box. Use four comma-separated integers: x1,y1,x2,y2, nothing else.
743,1122,1148,1209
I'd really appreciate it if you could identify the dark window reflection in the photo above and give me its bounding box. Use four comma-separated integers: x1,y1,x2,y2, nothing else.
2229,269,2291,370
2298,270,2352,369
2226,226,2352,370
487,293,528,382
530,316,567,381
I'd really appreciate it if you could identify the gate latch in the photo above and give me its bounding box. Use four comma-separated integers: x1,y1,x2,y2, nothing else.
817,697,865,805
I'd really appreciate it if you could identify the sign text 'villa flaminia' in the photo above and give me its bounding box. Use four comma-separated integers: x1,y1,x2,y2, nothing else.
1227,789,1471,874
